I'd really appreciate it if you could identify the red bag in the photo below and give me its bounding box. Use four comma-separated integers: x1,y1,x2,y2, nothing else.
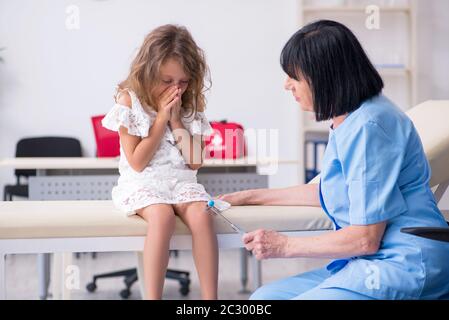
204,120,247,159
91,115,120,157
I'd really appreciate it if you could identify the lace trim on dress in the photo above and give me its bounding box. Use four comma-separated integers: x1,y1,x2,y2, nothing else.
118,183,210,209
101,103,151,137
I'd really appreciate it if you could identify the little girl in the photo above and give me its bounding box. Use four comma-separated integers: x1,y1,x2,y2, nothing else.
102,24,218,300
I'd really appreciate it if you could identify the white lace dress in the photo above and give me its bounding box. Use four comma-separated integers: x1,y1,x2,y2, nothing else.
102,89,214,216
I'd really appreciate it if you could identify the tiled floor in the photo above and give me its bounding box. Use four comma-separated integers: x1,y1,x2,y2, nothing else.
5,249,330,300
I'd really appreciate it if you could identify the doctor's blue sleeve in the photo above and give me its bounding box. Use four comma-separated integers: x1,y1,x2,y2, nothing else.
342,121,408,225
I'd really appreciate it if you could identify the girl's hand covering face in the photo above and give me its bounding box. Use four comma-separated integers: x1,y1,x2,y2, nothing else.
169,88,182,123
156,85,180,122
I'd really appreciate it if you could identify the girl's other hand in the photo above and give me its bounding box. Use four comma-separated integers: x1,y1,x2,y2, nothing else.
156,86,180,122
169,90,182,124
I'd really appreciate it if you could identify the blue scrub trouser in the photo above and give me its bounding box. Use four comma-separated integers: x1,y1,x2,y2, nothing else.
250,267,374,300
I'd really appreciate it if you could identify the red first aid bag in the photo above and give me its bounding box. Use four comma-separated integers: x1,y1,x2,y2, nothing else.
91,115,120,157
204,120,247,159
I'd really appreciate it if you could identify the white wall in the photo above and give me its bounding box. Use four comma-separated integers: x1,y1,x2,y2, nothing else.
416,0,449,103
415,0,449,209
0,0,300,195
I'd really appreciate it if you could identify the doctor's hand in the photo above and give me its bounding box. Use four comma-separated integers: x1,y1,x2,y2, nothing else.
242,229,289,260
216,190,251,206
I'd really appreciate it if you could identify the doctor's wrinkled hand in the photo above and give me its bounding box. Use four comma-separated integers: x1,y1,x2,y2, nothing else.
216,190,251,206
242,229,289,260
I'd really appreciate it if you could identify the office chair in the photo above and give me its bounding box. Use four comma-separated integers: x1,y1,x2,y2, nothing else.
87,115,191,299
401,221,449,243
3,137,82,201
401,219,449,299
86,251,190,299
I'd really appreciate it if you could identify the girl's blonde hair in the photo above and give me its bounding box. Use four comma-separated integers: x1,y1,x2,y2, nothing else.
117,24,210,116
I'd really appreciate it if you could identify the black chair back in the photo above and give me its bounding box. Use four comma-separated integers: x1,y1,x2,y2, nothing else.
15,137,82,180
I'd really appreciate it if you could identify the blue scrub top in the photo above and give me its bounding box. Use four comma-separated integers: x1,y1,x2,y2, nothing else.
318,94,449,300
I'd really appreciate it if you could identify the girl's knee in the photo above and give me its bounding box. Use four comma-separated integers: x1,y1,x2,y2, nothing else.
189,217,215,237
151,213,176,229
193,208,214,225
179,202,214,231
140,205,176,229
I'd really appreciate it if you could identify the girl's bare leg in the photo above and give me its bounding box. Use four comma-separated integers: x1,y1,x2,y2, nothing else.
174,201,218,299
136,204,176,299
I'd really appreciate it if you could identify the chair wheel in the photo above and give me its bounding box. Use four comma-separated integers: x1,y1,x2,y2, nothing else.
179,278,190,296
86,282,97,292
120,289,131,299
180,285,190,296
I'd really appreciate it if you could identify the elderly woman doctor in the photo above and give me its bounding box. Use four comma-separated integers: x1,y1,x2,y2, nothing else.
218,20,449,300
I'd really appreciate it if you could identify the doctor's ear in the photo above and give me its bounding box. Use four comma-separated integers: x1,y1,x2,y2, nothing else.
284,76,298,90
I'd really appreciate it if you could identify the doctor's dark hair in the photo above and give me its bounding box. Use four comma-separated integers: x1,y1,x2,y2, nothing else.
280,20,383,121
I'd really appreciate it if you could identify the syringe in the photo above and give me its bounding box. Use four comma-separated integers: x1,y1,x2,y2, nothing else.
206,200,245,235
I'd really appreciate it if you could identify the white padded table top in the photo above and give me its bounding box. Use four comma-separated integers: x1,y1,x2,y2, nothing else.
406,100,449,187
0,200,332,239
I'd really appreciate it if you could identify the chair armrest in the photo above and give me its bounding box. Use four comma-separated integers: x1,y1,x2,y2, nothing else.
401,226,449,243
